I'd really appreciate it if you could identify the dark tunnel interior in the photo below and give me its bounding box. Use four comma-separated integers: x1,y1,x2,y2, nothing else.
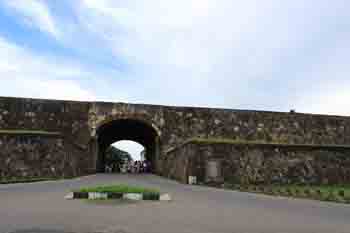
96,119,159,173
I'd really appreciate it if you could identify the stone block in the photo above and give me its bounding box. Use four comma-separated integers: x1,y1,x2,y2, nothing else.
159,194,172,201
64,192,73,200
88,192,107,200
123,193,142,201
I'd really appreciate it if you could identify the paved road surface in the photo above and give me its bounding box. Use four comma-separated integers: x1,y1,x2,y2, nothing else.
0,174,349,233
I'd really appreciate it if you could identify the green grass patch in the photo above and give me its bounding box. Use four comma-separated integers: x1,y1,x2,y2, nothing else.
271,185,350,196
229,184,350,204
75,184,160,195
0,177,60,184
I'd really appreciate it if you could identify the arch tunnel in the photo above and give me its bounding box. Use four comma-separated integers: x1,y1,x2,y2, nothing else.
95,119,161,173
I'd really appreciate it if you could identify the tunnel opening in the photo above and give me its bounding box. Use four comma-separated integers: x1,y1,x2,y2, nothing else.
96,119,160,174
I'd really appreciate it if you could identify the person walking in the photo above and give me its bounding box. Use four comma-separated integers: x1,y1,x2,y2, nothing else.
142,161,147,173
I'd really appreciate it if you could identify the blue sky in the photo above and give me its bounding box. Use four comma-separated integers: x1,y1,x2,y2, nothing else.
0,1,349,157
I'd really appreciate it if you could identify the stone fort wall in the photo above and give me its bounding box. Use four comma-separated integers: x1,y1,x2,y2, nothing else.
0,96,349,183
0,97,92,179
89,101,350,150
164,140,350,185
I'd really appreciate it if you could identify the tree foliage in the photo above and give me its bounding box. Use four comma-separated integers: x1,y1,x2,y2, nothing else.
105,146,132,167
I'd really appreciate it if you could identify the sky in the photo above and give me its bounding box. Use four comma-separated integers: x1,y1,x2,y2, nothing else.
113,140,143,161
0,1,349,157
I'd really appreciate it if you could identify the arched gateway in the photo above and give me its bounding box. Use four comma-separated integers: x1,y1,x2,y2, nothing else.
1,96,350,186
95,118,161,173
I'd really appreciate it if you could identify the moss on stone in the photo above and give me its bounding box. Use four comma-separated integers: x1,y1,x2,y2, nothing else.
0,129,61,136
186,137,350,149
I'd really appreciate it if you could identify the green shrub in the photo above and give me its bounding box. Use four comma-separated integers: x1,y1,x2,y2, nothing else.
338,190,345,197
286,188,293,196
304,189,312,197
220,183,350,204
324,191,338,202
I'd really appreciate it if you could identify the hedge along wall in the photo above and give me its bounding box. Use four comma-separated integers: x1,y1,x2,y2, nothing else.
164,139,350,185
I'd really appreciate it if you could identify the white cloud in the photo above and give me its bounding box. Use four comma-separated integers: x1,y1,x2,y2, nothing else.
5,78,95,101
112,140,144,161
69,0,350,112
2,0,59,38
1,0,350,116
293,37,350,116
0,37,95,101
1,0,350,157
297,88,350,116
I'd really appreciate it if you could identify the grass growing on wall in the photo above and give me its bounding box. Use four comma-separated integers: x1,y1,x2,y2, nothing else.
188,137,350,148
189,138,269,145
0,129,61,136
166,137,350,154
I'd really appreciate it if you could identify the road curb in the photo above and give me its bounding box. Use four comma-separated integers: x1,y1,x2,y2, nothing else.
66,192,171,201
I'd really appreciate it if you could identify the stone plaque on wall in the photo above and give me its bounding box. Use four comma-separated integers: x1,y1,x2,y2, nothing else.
205,159,222,182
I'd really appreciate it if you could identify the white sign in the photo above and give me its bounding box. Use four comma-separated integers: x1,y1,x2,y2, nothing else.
188,176,197,185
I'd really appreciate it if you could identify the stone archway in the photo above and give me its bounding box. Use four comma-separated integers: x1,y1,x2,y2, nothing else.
95,118,161,173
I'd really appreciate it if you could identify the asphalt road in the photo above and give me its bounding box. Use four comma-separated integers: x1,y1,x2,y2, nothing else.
0,174,349,233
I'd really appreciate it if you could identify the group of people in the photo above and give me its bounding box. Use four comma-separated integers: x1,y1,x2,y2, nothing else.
120,160,151,174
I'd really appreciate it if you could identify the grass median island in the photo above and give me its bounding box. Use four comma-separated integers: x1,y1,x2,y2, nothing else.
76,184,160,194
224,183,350,204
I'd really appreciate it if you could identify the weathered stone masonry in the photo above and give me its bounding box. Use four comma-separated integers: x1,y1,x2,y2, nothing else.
0,97,93,180
165,140,350,185
0,96,349,185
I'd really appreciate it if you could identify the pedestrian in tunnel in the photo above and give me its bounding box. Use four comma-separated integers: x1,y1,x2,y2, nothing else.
142,160,148,173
